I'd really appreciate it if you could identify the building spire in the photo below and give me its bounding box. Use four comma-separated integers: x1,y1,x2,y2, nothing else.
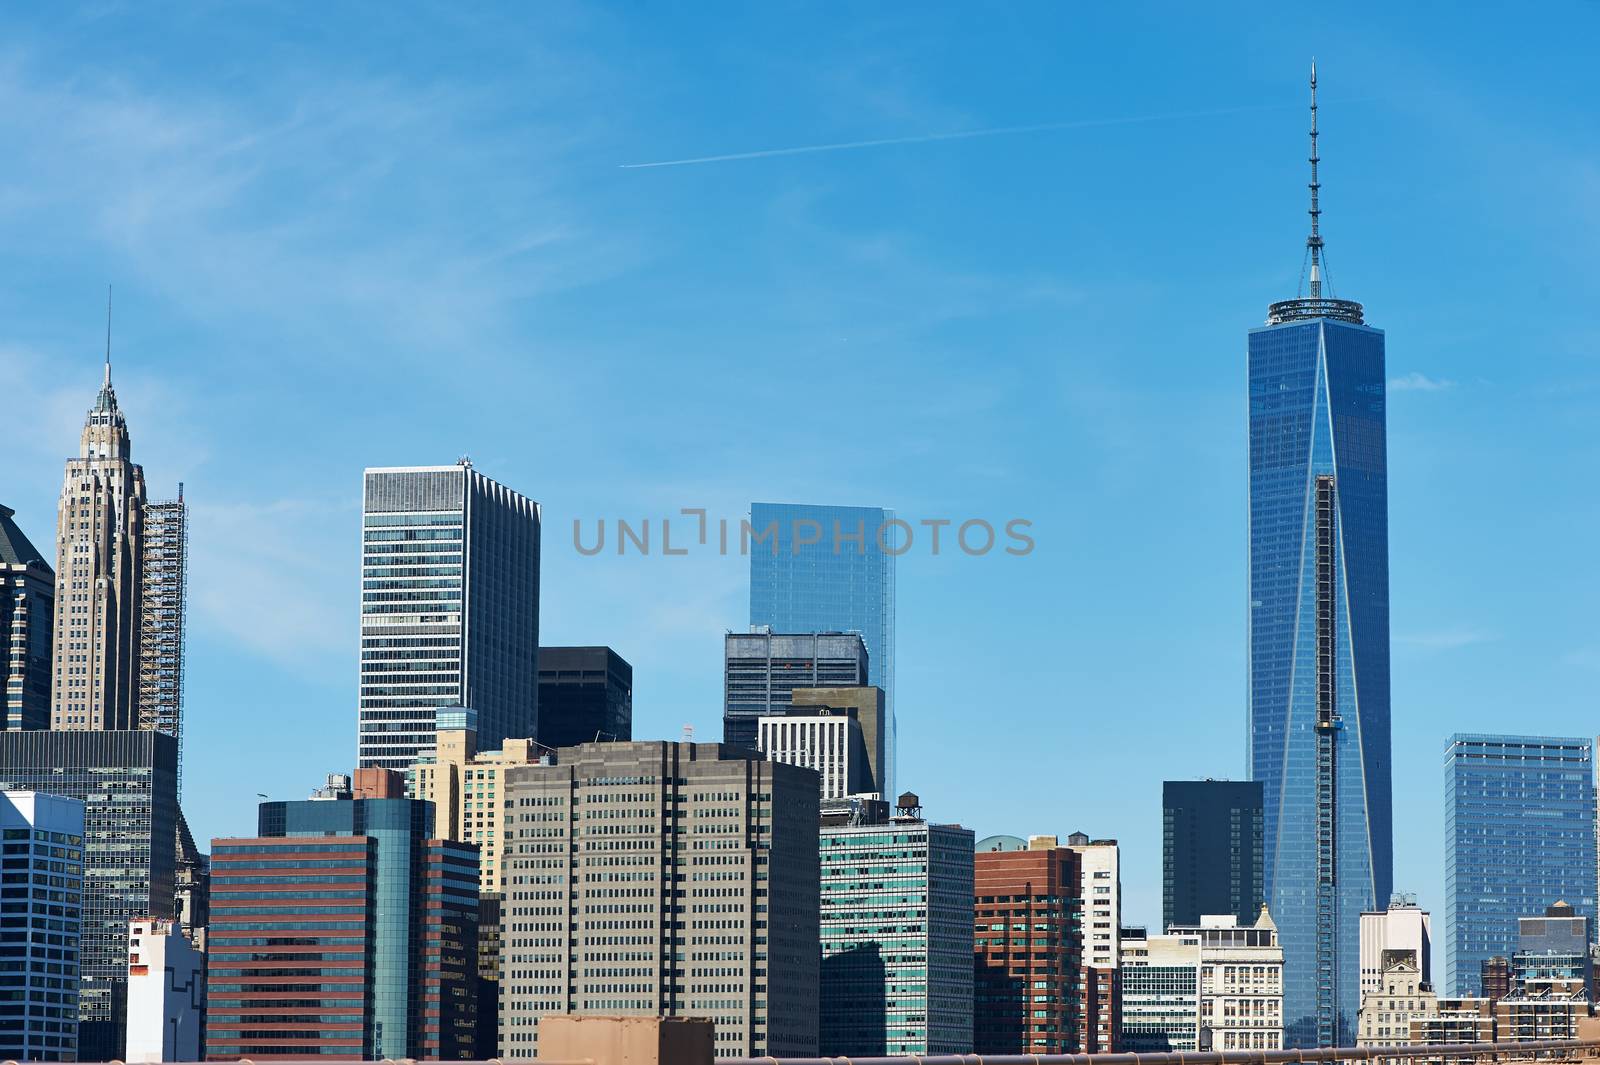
1306,60,1323,299
103,284,112,388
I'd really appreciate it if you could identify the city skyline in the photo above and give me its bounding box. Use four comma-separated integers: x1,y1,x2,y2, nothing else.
3,4,1600,943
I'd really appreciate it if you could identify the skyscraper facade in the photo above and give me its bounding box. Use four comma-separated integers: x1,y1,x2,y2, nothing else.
1248,68,1391,1045
1444,734,1597,996
535,645,632,748
0,729,178,1059
358,462,541,771
52,361,147,730
498,742,821,1058
1162,780,1264,929
722,630,868,752
209,780,479,1060
0,791,84,1063
1,505,55,731
818,795,974,1056
1118,927,1202,1052
748,502,896,791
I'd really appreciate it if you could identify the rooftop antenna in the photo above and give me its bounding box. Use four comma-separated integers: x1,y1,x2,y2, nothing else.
1306,60,1323,299
104,284,113,387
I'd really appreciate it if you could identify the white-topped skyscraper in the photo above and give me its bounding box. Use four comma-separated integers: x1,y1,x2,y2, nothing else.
358,462,541,770
1247,65,1392,1046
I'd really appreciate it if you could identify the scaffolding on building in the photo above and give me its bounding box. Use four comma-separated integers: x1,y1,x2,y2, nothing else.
139,486,188,792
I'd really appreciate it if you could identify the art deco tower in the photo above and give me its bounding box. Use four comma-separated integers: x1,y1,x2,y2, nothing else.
1247,64,1392,1047
51,352,147,730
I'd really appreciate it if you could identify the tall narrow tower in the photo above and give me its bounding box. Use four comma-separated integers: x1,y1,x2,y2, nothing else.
51,346,147,731
1247,64,1392,1047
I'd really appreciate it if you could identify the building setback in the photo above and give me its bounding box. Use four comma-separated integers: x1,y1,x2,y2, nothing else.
0,791,84,1063
789,686,888,797
1162,780,1263,929
759,709,871,801
536,645,632,749
499,742,821,1058
126,917,204,1062
1,505,55,731
358,462,541,771
748,502,896,792
819,794,974,1056
1248,70,1392,1045
0,729,176,1060
207,776,478,1061
1444,735,1596,995
973,837,1083,1054
722,630,868,752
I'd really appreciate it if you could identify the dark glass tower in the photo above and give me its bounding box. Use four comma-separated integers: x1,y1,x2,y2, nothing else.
536,645,633,748
1247,65,1391,1047
1162,780,1264,929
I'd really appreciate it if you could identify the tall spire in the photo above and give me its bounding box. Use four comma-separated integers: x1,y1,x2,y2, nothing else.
1307,60,1322,299
103,284,112,388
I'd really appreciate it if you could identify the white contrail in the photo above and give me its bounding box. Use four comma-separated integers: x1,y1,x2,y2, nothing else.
620,101,1293,170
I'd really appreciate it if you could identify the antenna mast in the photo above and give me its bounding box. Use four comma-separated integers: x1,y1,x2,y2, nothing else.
1307,61,1322,299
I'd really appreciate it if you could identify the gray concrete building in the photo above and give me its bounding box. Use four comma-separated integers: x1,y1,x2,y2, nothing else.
1,506,55,731
359,462,541,770
722,631,868,751
499,741,820,1058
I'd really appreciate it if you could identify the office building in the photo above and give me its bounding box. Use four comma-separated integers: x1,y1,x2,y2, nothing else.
499,741,820,1058
52,357,148,730
1495,983,1593,1042
208,774,479,1060
973,835,1082,1053
1119,927,1202,1052
1162,780,1264,928
359,462,541,771
790,686,888,795
0,729,177,1059
137,490,188,765
1444,735,1596,995
1512,901,1591,994
819,793,973,1056
0,791,84,1063
722,630,868,751
759,707,871,800
1067,831,1122,1050
1410,997,1494,1059
409,706,547,1055
1358,955,1436,1048
1248,70,1392,1045
1169,910,1284,1051
1361,895,1433,996
748,502,896,790
536,645,632,748
2,505,55,731
126,917,204,1062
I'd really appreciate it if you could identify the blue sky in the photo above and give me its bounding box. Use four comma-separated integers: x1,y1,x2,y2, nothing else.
2,3,1598,926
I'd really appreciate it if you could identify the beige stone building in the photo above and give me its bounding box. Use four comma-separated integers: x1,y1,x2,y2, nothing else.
52,360,146,730
499,741,820,1059
1358,956,1437,1048
1169,908,1284,1051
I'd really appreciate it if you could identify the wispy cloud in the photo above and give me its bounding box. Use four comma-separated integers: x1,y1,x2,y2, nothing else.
1399,627,1496,650
620,101,1295,170
1389,371,1456,392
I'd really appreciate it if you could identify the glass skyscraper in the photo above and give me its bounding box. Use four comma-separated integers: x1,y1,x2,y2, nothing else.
1443,735,1597,996
359,462,541,770
748,502,895,788
1247,66,1392,1047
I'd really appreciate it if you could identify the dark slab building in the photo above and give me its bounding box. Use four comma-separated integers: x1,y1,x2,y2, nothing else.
537,646,632,749
1162,779,1264,929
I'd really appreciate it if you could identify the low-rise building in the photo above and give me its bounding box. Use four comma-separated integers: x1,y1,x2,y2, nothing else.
1118,927,1201,1052
1496,981,1592,1042
1169,908,1283,1051
126,917,204,1062
1358,955,1437,1048
1410,996,1493,1062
